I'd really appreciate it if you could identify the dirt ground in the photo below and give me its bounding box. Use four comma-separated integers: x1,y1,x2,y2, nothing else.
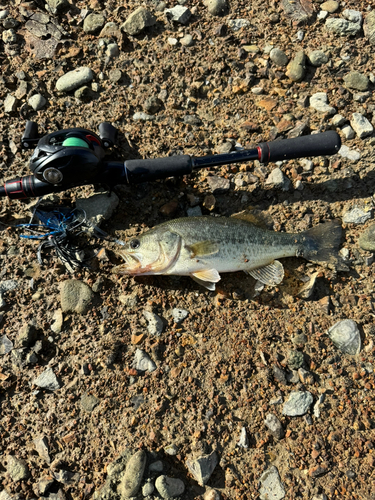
0,0,374,499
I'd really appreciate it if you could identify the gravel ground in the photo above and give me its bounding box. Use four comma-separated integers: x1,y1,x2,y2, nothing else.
0,1,375,499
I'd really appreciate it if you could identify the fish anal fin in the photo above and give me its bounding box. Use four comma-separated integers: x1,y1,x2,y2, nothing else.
188,240,219,257
248,260,284,287
191,268,221,290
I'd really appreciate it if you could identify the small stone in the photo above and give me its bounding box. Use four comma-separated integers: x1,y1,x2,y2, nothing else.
83,12,105,33
320,1,339,13
342,9,362,25
159,199,179,217
343,71,369,91
327,319,361,355
28,93,47,111
310,92,336,115
331,114,346,127
4,94,17,113
60,280,95,315
164,444,178,455
122,7,156,35
6,456,29,482
359,223,375,251
350,113,373,139
265,168,291,191
203,194,216,211
227,19,250,31
33,368,60,391
142,481,155,496
180,34,193,46
165,6,191,24
236,427,249,448
133,111,155,121
108,70,122,83
80,393,100,412
38,476,55,495
171,308,189,324
149,460,164,472
259,465,285,500
313,394,325,418
187,205,202,217
56,67,93,93
325,18,361,36
273,365,287,385
186,451,219,486
51,309,64,334
143,310,164,336
204,490,221,500
206,175,230,193
25,352,38,364
76,191,119,226
364,10,375,46
46,0,69,14
286,51,306,82
0,335,14,355
133,348,157,372
298,367,314,385
144,96,162,114
168,37,178,45
2,28,16,44
155,475,185,498
298,272,319,299
33,436,51,464
206,0,228,16
270,48,289,67
308,50,329,67
106,42,119,58
282,391,313,416
340,126,355,140
287,350,304,370
343,206,372,225
118,450,147,498
339,145,360,161
264,414,284,440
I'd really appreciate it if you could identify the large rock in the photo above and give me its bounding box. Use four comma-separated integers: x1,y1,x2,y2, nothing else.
121,7,156,35
118,450,147,498
56,67,93,92
60,280,95,315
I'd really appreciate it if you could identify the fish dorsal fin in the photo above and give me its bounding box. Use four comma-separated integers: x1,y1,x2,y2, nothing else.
188,240,219,257
191,269,221,291
231,209,270,229
247,260,284,286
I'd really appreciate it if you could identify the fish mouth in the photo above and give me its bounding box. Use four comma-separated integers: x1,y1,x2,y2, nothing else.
114,238,182,275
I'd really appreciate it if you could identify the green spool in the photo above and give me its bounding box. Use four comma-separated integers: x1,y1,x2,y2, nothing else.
62,137,89,148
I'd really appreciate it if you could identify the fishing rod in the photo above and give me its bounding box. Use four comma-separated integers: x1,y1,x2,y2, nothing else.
0,121,341,200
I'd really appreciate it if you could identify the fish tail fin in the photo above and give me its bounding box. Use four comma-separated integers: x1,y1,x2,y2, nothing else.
300,219,342,264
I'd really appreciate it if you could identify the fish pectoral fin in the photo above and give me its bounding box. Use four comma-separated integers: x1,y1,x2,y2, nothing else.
247,260,284,287
188,240,219,257
191,268,221,291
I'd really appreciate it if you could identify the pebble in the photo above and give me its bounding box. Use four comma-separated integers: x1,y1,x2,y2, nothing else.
142,481,155,496
2,29,16,44
0,10,9,20
46,0,69,14
164,443,178,455
171,308,189,324
325,18,361,36
83,12,105,33
236,427,249,448
204,490,221,500
33,436,51,464
269,48,289,67
4,94,17,113
206,175,230,193
264,414,284,440
0,335,13,355
168,37,178,45
118,450,147,498
282,391,313,416
76,190,118,226
320,0,339,13
165,6,191,24
33,368,60,391
309,92,336,115
187,205,202,217
80,393,100,412
265,168,291,191
143,310,164,336
259,465,285,500
206,0,228,16
359,223,375,251
149,460,164,472
144,96,162,114
155,475,185,498
60,280,95,315
180,34,193,46
286,51,306,82
28,93,47,111
6,455,29,482
133,348,157,372
340,126,356,141
331,114,346,127
364,11,375,45
343,71,369,91
122,7,156,35
186,451,219,486
350,113,373,139
133,111,155,121
227,19,250,31
106,43,119,58
343,206,372,225
327,319,362,355
56,67,94,92
343,9,362,25
298,272,319,299
287,350,304,370
308,50,329,67
313,394,325,418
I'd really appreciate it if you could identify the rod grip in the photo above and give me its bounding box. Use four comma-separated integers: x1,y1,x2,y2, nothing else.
258,131,341,163
124,155,193,184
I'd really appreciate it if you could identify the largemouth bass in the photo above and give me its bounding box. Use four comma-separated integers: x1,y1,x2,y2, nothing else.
112,214,342,291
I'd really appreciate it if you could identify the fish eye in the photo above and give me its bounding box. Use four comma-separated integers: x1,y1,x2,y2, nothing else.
129,238,140,249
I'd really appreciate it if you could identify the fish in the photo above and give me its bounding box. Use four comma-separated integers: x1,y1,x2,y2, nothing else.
112,213,342,291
